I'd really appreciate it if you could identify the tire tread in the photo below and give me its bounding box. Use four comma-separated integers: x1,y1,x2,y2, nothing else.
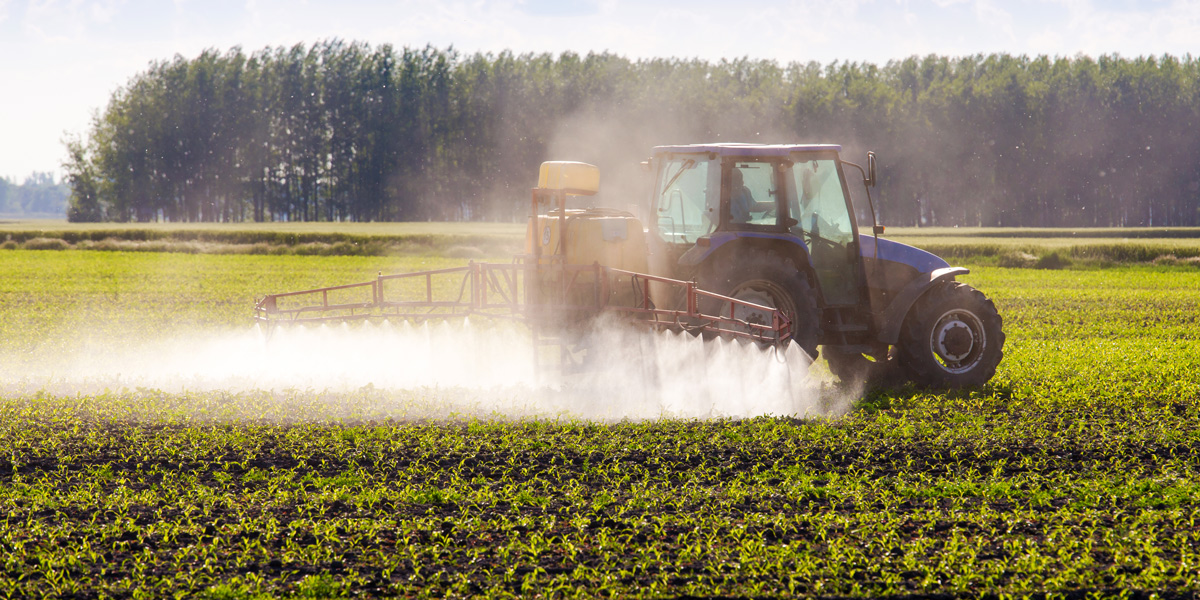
897,282,1004,389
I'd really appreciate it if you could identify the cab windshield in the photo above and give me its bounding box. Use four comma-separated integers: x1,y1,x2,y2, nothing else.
654,155,717,243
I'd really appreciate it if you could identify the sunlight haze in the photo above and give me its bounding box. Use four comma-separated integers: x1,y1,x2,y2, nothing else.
1,0,1197,182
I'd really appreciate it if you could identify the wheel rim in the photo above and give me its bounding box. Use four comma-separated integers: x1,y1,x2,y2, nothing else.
927,308,987,374
726,281,796,329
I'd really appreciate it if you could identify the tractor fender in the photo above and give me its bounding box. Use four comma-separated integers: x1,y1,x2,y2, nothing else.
679,231,812,272
875,266,969,344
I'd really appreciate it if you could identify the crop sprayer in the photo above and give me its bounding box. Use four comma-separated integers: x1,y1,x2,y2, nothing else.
255,144,1004,388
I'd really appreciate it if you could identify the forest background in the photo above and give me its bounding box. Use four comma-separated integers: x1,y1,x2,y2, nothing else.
0,174,68,218
62,42,1200,228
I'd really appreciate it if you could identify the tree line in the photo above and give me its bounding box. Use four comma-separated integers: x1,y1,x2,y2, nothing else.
65,42,1200,227
1,173,69,217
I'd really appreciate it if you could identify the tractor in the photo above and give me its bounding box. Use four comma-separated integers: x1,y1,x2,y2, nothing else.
256,143,1004,390
634,143,1003,388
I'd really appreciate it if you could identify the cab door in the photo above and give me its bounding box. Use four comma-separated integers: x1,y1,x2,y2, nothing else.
786,155,864,306
647,153,720,283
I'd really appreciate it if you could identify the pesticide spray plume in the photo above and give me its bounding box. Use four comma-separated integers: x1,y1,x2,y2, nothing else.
0,106,878,422
0,318,857,423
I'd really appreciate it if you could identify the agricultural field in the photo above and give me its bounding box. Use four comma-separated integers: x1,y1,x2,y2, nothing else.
887,226,1200,267
0,219,525,257
1,237,1199,598
3,219,1200,265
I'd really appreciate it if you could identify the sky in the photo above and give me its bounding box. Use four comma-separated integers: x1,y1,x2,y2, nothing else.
1,0,1198,183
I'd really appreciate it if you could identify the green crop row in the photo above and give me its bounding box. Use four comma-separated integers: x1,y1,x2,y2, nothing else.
2,394,1198,598
0,250,1198,597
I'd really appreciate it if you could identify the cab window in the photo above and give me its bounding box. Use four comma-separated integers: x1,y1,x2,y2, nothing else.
655,156,717,243
790,158,854,246
789,157,860,305
727,161,782,227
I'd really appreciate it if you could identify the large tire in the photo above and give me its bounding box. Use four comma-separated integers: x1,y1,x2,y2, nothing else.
699,251,820,360
897,282,1004,389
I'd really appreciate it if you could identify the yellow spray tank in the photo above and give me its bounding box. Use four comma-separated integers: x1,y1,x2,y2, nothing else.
524,161,649,308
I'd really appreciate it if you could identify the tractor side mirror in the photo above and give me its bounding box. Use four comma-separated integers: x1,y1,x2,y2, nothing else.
866,151,877,188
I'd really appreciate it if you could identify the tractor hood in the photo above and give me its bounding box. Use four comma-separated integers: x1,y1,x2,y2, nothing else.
858,235,949,274
858,234,957,319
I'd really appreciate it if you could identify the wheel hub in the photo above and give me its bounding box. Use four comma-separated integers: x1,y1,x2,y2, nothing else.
929,309,986,373
731,288,775,326
937,321,974,361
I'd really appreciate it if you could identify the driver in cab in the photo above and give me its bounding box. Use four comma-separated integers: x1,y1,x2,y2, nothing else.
730,167,774,224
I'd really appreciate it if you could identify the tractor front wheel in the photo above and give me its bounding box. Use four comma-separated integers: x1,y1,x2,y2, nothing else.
897,282,1004,389
700,251,820,360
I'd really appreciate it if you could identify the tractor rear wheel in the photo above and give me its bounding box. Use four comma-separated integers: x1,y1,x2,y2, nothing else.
700,251,820,360
897,282,1004,389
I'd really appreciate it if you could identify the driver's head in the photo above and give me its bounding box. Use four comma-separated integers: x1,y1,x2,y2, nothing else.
731,168,744,187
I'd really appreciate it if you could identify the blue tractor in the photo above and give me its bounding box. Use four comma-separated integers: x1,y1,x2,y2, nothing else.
643,143,1004,389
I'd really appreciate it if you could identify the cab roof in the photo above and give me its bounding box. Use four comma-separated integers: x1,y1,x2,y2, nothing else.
651,143,842,157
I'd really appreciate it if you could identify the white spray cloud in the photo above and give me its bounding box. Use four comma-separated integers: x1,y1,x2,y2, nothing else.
0,318,848,422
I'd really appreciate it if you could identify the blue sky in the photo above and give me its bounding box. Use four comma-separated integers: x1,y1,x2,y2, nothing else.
1,0,1197,182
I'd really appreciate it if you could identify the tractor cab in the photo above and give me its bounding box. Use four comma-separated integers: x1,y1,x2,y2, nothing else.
641,142,1003,391
645,144,875,353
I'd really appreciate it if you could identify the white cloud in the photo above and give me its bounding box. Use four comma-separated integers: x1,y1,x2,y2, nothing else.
1048,0,1200,58
89,0,122,23
1026,27,1067,55
518,0,600,17
19,0,122,41
973,0,1015,40
1151,0,1200,55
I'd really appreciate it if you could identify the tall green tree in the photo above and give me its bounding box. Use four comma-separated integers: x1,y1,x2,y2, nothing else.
65,46,1200,227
